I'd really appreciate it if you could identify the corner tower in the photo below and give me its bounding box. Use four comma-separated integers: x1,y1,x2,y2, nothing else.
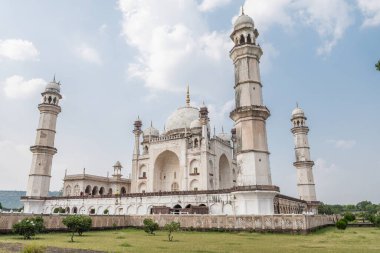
26,78,62,199
291,106,317,204
229,13,277,214
230,13,272,186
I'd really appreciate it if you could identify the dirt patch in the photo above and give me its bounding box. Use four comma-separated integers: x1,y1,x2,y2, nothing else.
0,242,105,253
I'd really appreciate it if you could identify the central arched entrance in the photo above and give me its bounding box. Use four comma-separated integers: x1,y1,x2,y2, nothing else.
153,150,180,192
219,154,231,189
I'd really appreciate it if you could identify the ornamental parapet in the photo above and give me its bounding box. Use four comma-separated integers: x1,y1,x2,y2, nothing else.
23,185,280,201
230,105,270,121
38,103,61,114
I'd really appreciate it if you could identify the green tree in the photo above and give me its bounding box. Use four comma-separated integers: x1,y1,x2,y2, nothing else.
143,218,159,235
0,202,2,209
62,215,92,242
343,212,356,222
376,60,380,71
13,217,45,239
336,219,348,230
164,222,180,242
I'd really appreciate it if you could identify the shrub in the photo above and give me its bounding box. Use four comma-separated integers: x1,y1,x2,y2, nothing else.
103,209,109,215
53,207,65,214
336,219,348,230
22,244,46,253
164,221,180,241
62,215,92,242
143,218,159,235
343,212,356,222
13,217,45,239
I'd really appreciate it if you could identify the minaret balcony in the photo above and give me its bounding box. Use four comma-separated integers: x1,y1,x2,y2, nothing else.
230,105,270,121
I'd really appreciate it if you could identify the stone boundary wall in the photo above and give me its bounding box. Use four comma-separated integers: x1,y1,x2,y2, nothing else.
0,213,338,234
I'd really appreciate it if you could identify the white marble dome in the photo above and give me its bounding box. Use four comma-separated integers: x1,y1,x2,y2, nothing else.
165,107,199,132
45,81,60,93
234,14,254,29
190,119,201,129
143,126,159,136
292,107,305,117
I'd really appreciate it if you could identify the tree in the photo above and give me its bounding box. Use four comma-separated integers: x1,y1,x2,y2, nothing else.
343,212,356,222
0,202,2,209
13,217,45,239
62,215,92,242
143,218,159,235
336,219,348,230
376,60,380,71
164,222,180,242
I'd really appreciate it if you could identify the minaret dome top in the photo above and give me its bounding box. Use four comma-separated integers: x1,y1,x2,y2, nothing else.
234,14,254,30
45,76,61,93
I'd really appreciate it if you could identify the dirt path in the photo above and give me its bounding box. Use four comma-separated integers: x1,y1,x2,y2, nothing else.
0,242,105,253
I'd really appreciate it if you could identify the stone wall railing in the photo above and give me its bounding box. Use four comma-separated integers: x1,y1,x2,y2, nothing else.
0,213,338,234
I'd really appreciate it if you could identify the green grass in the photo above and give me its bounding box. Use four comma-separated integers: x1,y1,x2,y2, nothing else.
0,227,379,253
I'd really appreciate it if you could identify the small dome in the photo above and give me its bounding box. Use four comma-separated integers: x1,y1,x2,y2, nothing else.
217,132,231,142
234,14,254,29
143,125,159,136
113,161,122,168
45,81,60,93
190,119,201,129
165,106,199,133
292,107,305,117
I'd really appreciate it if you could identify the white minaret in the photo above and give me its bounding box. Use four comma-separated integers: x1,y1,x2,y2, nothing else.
23,78,62,213
291,106,318,207
230,11,278,215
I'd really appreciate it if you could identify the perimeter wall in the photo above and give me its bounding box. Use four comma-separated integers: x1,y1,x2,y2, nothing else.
0,213,338,234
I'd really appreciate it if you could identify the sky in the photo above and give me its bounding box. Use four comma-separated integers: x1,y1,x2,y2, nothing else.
0,0,379,204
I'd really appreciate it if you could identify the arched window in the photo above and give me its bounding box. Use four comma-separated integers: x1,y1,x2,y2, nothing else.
53,97,57,104
239,34,245,44
72,207,78,214
121,187,126,195
144,145,149,154
65,185,71,196
171,182,179,191
48,96,52,104
142,171,146,178
85,185,91,195
92,186,98,195
247,34,252,44
99,187,105,195
194,167,198,174
194,138,198,148
74,185,80,196
108,188,113,195
297,120,300,126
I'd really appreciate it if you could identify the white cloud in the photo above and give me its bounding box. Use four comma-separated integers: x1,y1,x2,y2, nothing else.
0,140,30,190
198,0,232,12
327,139,356,149
76,44,102,65
207,99,234,131
295,0,354,55
240,0,354,55
2,75,46,99
357,0,380,27
0,39,39,61
119,0,232,92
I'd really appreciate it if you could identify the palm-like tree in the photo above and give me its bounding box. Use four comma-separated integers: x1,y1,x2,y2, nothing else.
376,60,380,71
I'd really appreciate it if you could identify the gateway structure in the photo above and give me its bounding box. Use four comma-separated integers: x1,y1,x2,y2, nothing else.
22,13,319,215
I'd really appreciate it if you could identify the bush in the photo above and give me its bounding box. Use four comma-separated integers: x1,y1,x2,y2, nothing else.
62,215,92,242
53,207,65,214
143,218,159,235
13,217,45,239
164,222,180,241
344,212,356,222
103,209,109,215
336,219,348,230
22,244,46,253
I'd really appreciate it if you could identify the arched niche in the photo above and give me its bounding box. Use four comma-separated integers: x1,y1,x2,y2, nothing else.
153,150,180,192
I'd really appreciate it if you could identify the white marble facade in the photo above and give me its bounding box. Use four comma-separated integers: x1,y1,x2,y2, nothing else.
22,12,319,216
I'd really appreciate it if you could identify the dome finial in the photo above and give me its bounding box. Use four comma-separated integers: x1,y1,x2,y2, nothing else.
186,84,190,106
296,102,299,108
53,74,56,83
241,5,244,15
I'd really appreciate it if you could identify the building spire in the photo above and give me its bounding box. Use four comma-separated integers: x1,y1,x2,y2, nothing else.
186,84,190,106
241,5,244,15
296,102,299,108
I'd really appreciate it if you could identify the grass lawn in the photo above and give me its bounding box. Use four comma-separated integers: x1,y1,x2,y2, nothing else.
0,227,379,253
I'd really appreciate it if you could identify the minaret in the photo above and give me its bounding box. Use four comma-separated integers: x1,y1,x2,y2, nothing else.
229,12,277,215
291,106,317,204
26,77,62,198
229,13,272,186
131,117,142,192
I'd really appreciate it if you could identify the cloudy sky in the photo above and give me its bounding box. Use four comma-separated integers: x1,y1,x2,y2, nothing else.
0,0,379,204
